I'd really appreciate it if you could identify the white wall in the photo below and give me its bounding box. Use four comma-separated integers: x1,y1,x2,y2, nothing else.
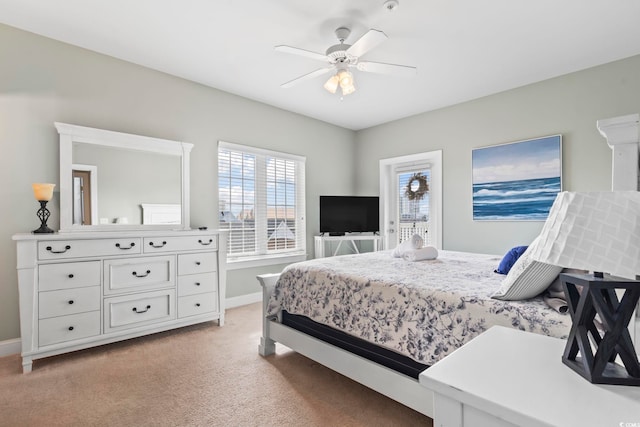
355,54,640,255
0,24,355,342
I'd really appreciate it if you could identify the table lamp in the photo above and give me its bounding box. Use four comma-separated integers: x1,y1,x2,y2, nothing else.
530,191,640,385
32,183,56,234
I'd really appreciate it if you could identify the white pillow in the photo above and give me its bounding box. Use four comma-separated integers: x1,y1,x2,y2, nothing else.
391,234,424,258
492,238,562,301
402,245,438,262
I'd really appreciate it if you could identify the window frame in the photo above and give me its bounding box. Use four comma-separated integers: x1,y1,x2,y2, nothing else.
218,141,307,269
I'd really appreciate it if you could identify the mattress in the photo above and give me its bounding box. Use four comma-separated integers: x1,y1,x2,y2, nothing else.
282,310,428,379
267,250,571,366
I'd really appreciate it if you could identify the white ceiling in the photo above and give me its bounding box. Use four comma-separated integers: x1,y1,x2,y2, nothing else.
2,0,640,130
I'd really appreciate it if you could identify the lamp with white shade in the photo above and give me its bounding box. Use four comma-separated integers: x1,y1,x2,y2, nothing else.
530,191,640,385
32,183,56,234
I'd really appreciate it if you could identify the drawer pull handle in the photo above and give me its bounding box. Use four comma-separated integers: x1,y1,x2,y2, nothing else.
68,274,74,279
68,326,74,331
149,241,167,248
198,239,213,246
195,282,201,286
132,270,151,278
196,303,201,307
195,261,201,266
115,242,136,250
46,245,71,254
132,305,151,314
68,300,74,305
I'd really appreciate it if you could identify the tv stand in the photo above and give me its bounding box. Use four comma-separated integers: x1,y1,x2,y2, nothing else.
314,234,381,258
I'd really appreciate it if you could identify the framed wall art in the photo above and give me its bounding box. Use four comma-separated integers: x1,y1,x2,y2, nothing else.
472,135,562,221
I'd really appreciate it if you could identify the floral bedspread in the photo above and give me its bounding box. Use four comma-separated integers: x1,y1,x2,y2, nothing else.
267,250,570,365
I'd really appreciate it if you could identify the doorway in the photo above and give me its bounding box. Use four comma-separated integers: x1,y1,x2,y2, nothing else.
72,164,98,225
379,150,442,250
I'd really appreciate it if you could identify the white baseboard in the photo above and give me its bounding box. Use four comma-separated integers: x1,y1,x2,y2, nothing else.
226,292,262,309
0,295,261,358
0,338,21,357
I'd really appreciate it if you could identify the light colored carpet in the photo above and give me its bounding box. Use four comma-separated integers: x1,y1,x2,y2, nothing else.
0,303,433,427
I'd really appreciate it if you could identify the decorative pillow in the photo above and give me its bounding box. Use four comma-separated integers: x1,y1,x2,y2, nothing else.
492,238,562,301
494,245,528,275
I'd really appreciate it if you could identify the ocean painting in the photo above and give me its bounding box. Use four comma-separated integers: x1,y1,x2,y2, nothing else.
472,135,562,221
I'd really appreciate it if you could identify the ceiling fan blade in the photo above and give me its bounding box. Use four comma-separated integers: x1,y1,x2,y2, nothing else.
281,67,334,88
357,61,417,76
346,29,388,58
275,45,328,62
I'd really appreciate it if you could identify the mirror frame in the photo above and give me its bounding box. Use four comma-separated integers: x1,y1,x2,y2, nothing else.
56,122,193,232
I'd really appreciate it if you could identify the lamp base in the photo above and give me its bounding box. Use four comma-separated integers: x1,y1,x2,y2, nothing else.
561,273,640,386
33,200,54,234
563,356,640,386
32,225,55,234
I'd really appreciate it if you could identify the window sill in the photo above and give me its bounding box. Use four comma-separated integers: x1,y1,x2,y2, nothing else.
225,253,308,271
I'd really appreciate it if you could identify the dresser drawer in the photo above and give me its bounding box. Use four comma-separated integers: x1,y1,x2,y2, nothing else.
104,289,175,333
39,311,101,347
178,293,218,318
38,238,141,260
177,272,217,296
178,252,218,275
39,286,100,319
39,261,101,291
104,256,174,295
143,235,217,253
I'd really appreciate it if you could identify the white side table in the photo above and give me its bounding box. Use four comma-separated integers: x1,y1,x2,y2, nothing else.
419,326,640,427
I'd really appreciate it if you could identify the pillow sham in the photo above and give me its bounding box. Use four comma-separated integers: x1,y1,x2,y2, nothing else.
492,238,562,301
494,245,528,275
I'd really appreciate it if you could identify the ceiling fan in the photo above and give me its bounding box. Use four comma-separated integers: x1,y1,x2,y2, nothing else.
276,27,417,96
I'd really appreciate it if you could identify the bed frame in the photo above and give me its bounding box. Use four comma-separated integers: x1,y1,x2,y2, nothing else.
257,273,434,417
257,114,640,418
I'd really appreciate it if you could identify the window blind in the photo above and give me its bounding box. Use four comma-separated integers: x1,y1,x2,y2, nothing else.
218,141,306,260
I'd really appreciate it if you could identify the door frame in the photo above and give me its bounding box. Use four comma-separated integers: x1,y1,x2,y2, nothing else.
72,164,99,226
379,150,442,250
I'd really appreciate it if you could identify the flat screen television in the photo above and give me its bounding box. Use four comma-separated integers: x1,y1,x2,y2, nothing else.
320,196,380,235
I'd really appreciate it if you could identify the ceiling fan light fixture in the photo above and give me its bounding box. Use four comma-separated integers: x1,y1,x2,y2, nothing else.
323,74,339,94
337,70,353,87
337,70,355,95
341,83,356,96
276,26,415,96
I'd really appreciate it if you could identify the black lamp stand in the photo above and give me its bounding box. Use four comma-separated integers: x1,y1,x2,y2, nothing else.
560,272,640,386
32,200,54,234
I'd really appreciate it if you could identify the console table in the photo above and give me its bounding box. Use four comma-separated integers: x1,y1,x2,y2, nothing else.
314,234,381,258
420,326,640,427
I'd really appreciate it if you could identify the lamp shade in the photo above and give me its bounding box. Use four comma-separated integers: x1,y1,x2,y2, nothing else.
32,183,56,201
323,74,339,94
529,191,640,280
337,70,355,95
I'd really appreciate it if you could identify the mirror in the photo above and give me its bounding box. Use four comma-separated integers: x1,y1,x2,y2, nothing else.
56,122,192,232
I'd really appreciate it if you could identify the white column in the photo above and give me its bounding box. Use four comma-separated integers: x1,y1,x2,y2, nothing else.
597,113,640,360
597,113,639,191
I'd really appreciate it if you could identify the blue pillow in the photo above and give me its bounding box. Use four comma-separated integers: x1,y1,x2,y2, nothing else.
494,246,528,275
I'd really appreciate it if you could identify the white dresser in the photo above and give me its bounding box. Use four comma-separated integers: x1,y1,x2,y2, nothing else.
13,229,227,373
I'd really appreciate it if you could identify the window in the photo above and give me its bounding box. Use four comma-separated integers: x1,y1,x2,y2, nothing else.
397,169,430,245
218,141,306,265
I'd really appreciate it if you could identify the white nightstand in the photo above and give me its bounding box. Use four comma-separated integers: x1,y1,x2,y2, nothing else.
419,326,640,427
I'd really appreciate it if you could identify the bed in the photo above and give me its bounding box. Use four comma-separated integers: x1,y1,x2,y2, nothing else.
257,114,640,418
258,250,571,416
